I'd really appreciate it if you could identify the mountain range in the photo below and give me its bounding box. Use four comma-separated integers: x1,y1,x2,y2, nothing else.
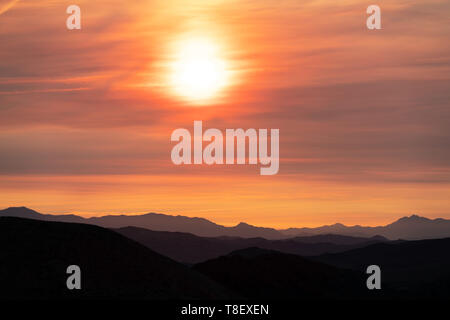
1,215,450,299
1,206,450,240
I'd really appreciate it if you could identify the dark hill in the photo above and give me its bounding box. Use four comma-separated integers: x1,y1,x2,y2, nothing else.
313,238,450,298
193,247,369,299
0,217,232,299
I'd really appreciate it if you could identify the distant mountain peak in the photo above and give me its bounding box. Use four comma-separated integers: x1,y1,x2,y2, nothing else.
6,206,31,210
331,223,345,227
1,206,39,215
410,214,426,219
235,222,251,227
396,214,430,223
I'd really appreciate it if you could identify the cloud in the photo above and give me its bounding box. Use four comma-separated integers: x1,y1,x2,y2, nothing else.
1,0,450,226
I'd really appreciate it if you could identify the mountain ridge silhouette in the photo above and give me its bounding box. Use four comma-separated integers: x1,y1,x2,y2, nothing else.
116,225,389,264
1,206,450,240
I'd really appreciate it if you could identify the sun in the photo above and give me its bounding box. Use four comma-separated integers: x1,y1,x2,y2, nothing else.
169,37,230,103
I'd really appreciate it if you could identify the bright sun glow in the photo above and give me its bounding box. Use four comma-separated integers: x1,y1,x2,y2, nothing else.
169,38,230,103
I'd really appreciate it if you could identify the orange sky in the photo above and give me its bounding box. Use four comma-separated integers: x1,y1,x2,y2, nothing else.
0,0,449,227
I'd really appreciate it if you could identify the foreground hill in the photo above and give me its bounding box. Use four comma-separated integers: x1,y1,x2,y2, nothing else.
116,226,387,264
193,248,370,299
313,238,450,298
0,217,232,299
193,239,450,299
1,206,450,240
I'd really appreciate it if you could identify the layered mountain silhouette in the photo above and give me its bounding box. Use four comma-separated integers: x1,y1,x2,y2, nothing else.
0,217,232,299
116,226,388,264
1,214,450,299
1,206,450,240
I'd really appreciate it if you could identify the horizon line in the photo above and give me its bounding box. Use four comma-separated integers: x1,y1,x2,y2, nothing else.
1,206,446,230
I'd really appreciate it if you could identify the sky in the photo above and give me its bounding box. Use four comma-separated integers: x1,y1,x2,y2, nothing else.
0,0,449,227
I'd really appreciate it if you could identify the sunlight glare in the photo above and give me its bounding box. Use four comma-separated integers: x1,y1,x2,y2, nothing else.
169,37,230,104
